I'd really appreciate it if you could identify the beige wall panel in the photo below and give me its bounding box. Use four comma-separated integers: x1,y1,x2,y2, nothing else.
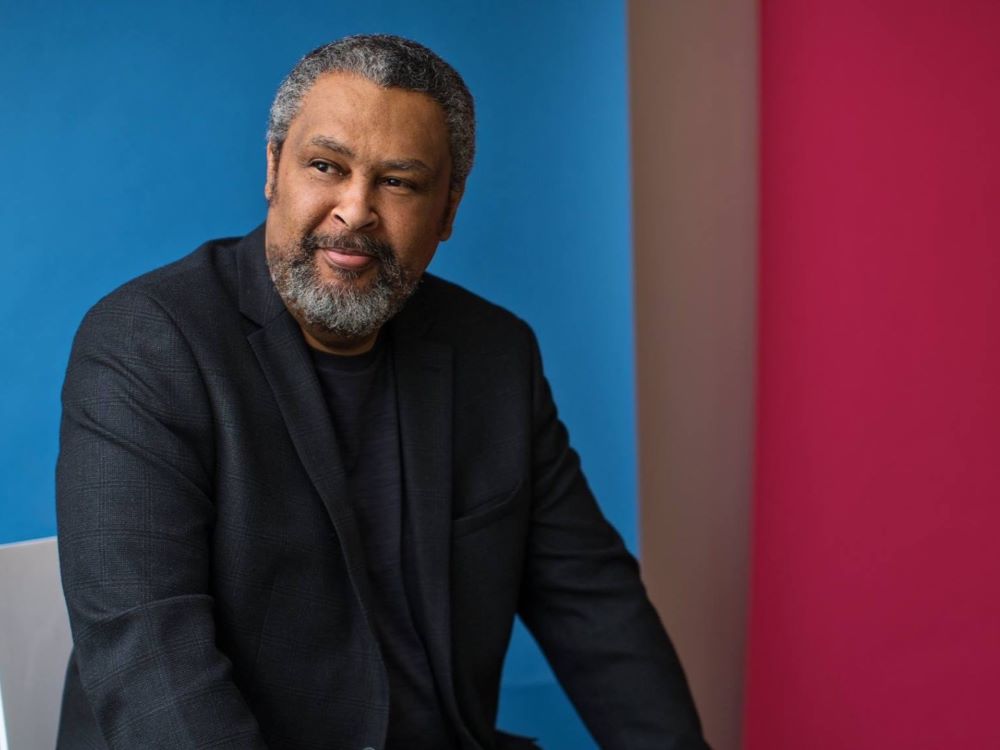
629,3,758,749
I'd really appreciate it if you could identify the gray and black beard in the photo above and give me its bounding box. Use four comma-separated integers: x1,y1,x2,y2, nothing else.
267,230,418,340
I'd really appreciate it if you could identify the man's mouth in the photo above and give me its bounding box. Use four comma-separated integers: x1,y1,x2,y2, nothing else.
319,247,377,272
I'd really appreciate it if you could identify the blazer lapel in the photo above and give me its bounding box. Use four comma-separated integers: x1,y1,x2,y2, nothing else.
238,228,471,742
237,227,378,631
391,291,477,746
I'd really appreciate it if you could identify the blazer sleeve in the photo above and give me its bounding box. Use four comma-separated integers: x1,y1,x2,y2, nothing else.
516,328,711,750
56,289,269,749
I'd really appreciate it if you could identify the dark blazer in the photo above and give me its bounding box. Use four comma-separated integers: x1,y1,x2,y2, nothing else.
56,226,708,750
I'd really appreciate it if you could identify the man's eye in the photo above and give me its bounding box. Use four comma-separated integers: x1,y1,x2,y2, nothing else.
311,161,338,174
382,177,411,189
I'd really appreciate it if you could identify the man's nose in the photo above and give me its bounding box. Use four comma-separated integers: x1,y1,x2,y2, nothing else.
332,179,378,232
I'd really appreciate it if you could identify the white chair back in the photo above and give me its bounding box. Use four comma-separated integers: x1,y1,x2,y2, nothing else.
0,537,72,750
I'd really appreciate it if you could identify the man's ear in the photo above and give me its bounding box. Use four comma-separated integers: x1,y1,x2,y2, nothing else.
438,186,464,241
264,142,278,202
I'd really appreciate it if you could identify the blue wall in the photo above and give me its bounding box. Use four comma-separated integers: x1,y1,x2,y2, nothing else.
0,2,633,747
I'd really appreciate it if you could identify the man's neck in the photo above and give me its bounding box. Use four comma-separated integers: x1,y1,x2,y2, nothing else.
300,324,380,356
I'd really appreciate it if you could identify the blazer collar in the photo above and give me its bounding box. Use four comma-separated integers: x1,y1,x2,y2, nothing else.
236,223,285,326
235,225,472,743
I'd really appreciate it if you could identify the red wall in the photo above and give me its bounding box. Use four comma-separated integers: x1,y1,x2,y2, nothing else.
746,2,1000,747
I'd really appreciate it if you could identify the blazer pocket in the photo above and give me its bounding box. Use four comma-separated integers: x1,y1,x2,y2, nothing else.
452,482,524,539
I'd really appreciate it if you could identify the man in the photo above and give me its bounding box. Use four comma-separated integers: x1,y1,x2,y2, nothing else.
56,35,708,749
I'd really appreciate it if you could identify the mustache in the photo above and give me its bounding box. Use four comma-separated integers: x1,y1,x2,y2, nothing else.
302,231,395,263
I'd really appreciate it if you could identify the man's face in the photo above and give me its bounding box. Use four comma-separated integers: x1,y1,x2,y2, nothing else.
264,71,461,353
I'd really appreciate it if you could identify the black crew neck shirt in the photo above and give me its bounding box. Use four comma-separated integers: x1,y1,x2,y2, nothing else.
308,334,456,749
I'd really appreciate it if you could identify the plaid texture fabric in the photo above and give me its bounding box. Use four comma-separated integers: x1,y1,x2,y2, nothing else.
55,226,707,749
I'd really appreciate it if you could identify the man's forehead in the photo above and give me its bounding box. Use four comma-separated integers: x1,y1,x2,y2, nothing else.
294,73,445,133
285,72,450,163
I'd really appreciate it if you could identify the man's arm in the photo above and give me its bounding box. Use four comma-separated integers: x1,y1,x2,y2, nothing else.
517,329,710,750
56,289,269,749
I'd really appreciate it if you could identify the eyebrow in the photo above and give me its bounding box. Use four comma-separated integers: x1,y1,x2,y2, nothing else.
382,158,433,174
308,135,354,157
308,135,434,174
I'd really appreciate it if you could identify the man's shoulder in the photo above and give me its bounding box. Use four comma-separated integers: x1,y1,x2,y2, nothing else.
96,234,244,312
68,232,253,362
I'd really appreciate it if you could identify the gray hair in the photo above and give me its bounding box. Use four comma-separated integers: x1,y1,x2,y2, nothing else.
267,34,475,190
